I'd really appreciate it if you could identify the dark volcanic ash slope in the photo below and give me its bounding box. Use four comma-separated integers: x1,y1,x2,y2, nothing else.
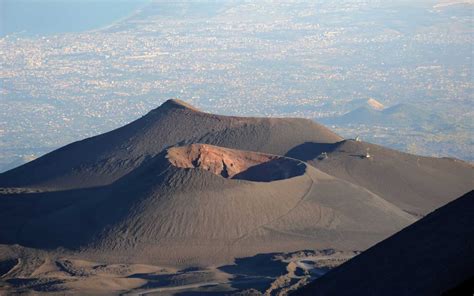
293,190,474,296
0,99,342,190
0,144,414,267
287,139,474,216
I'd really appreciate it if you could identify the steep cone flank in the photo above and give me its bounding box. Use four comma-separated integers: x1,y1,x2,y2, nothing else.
0,99,342,190
294,190,474,296
167,144,305,181
0,145,415,267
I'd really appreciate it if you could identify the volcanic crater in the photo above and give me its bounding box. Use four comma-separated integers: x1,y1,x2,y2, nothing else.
167,144,306,182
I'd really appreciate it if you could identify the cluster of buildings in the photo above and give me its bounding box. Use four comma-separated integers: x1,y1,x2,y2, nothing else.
0,1,472,171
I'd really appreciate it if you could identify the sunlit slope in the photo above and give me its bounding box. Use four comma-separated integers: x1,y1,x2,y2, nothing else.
0,145,414,267
287,139,474,216
0,99,342,190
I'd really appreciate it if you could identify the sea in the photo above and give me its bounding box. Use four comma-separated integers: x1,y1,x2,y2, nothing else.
0,0,150,37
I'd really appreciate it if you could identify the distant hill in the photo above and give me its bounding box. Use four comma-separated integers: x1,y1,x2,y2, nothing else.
366,98,385,110
342,98,385,111
293,190,474,296
320,103,451,130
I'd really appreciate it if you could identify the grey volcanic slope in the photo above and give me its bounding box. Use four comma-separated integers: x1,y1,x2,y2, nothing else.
293,190,474,296
0,144,414,267
286,140,474,216
0,99,342,190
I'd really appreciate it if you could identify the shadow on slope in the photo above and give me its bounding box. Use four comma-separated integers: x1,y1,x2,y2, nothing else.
219,253,287,293
0,153,171,250
233,159,306,182
0,186,110,249
285,142,339,161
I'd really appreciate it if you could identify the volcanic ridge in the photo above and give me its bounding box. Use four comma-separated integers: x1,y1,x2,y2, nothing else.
0,99,472,295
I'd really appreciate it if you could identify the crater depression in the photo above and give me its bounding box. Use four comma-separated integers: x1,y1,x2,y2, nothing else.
167,144,306,182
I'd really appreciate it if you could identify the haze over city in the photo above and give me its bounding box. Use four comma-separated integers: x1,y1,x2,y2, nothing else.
1,0,472,172
0,1,473,295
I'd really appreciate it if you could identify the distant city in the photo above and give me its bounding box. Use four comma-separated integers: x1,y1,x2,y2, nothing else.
1,0,473,172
